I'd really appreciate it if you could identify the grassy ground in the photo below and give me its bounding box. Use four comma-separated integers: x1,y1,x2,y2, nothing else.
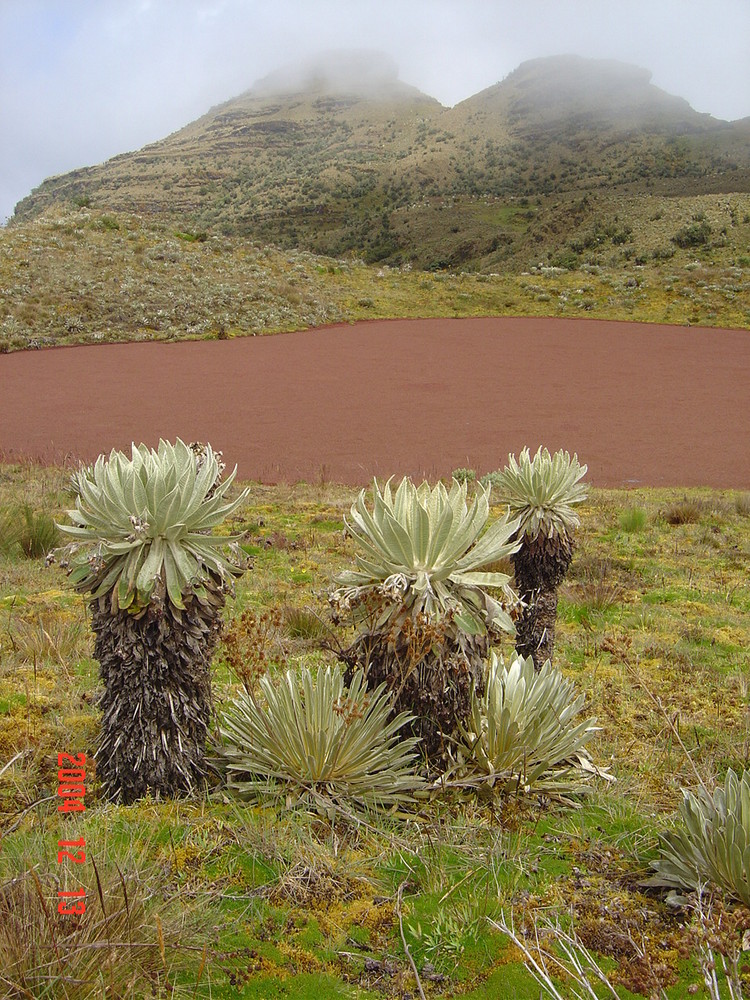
0,462,749,997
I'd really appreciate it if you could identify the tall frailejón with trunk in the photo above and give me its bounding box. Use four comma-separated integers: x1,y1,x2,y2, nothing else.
55,439,248,804
495,448,587,670
330,477,520,763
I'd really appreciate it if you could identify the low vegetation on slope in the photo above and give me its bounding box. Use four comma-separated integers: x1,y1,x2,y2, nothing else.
1,460,749,997
1,200,748,352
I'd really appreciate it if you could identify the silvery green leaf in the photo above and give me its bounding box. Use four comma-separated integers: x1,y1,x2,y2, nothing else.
54,438,248,612
454,653,602,798
333,475,519,637
217,665,422,814
493,447,587,542
649,768,750,905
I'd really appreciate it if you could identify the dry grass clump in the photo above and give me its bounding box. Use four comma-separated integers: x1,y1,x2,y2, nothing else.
565,557,625,612
0,843,201,998
281,603,330,643
2,602,89,669
663,497,706,525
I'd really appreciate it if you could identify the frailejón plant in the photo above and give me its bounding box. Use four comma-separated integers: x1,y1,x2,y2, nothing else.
218,665,422,814
494,447,587,669
54,439,248,803
647,768,750,906
330,476,520,762
454,653,603,798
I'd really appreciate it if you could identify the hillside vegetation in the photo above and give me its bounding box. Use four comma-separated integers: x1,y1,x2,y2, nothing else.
12,53,750,275
1,198,749,352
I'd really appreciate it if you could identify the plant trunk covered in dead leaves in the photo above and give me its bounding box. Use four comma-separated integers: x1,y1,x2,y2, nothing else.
342,614,488,765
512,530,573,671
90,582,226,804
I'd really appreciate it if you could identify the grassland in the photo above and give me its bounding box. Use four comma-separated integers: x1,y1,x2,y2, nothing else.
1,462,748,997
1,199,749,354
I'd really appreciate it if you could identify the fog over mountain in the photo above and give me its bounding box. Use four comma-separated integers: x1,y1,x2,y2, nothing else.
1,0,749,223
251,50,403,97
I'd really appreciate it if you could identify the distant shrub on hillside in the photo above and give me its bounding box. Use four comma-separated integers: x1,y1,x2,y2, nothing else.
672,217,712,249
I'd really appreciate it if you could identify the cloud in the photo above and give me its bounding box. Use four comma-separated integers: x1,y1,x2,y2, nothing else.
1,0,749,222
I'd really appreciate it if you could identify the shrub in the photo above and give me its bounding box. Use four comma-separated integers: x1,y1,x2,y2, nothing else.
646,769,750,905
672,219,712,249
551,248,581,270
217,665,423,813
453,653,604,798
451,467,476,483
175,230,208,242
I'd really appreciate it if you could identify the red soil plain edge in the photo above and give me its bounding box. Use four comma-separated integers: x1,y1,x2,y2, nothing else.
1,316,748,489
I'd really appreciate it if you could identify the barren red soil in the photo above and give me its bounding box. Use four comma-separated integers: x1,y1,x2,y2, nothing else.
1,317,748,488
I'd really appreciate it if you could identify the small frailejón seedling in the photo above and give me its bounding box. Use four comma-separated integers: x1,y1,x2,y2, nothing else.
53,439,248,804
494,447,587,670
646,768,750,906
330,476,520,762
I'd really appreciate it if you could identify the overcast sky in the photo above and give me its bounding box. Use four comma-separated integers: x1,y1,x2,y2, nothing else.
1,0,749,224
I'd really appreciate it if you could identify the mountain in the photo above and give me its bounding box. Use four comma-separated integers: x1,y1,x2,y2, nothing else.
13,52,750,271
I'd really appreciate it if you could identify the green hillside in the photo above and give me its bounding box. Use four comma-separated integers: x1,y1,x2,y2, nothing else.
2,196,749,353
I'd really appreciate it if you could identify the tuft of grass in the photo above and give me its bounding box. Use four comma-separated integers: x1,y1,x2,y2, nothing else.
567,558,624,612
663,497,705,525
619,506,647,532
0,507,21,557
0,504,60,559
3,603,90,670
281,604,330,642
0,830,204,998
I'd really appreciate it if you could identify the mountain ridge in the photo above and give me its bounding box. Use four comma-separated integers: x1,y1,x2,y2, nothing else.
13,52,750,271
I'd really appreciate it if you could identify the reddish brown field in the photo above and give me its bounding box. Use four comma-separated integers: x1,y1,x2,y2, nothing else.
1,317,748,487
